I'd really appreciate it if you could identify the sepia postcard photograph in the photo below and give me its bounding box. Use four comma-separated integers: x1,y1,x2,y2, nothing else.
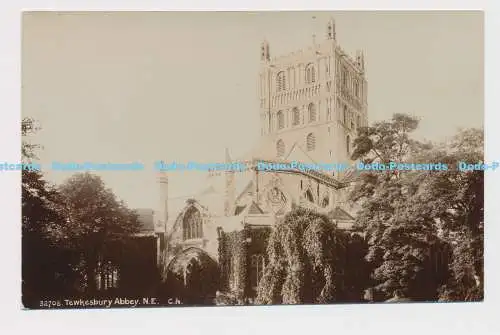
20,11,484,309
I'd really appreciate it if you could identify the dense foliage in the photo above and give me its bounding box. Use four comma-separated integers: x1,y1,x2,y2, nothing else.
350,113,483,301
255,208,366,304
21,118,144,305
56,172,142,293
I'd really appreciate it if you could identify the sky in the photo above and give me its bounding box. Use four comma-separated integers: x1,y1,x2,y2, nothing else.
21,11,484,210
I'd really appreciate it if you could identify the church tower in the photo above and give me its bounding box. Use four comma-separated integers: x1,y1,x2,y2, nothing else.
258,18,368,166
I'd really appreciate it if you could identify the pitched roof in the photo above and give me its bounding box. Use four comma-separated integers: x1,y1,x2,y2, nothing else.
234,205,247,216
328,206,355,221
247,201,265,214
236,201,265,216
284,142,317,164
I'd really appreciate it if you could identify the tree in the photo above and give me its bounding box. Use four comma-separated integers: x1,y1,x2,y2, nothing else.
256,207,345,304
409,129,484,301
21,117,40,162
350,114,429,299
54,172,141,293
22,117,81,305
351,113,424,166
350,112,483,301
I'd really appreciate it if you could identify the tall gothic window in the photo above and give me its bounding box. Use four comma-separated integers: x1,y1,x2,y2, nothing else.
346,135,351,155
276,71,286,92
322,196,330,208
183,206,202,240
292,107,300,126
308,103,316,123
250,254,266,292
305,64,316,84
357,115,361,129
277,111,285,129
343,105,347,124
305,189,314,203
306,133,316,152
276,139,285,157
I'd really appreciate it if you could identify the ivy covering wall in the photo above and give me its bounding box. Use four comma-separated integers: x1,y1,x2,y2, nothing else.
217,225,271,304
216,214,370,305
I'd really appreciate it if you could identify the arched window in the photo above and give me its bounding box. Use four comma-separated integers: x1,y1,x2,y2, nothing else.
306,133,316,152
276,139,285,157
322,196,329,208
276,71,286,92
343,105,347,124
305,64,316,84
277,111,285,129
183,206,202,240
305,189,314,203
354,80,360,97
346,135,351,155
250,254,266,291
292,107,300,126
308,103,316,123
357,115,361,129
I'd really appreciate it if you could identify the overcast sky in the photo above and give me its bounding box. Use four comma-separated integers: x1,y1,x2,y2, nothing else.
22,11,483,210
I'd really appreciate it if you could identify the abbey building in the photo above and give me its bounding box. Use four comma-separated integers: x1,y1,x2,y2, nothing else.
156,18,368,303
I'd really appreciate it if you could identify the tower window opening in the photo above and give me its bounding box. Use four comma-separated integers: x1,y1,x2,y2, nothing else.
306,133,316,152
276,71,286,92
276,139,285,157
292,108,300,126
308,103,316,123
277,111,285,130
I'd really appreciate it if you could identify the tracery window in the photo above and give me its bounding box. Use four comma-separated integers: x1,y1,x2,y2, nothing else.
305,189,314,203
305,64,316,84
183,206,203,240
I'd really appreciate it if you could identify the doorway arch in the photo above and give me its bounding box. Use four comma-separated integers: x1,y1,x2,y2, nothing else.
163,247,219,305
